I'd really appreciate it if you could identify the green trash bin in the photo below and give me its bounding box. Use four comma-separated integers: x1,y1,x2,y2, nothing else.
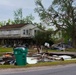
13,47,28,66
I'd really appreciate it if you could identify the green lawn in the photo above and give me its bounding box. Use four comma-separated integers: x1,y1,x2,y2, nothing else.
65,48,76,52
0,47,76,53
0,60,76,69
26,60,76,67
47,48,76,52
0,47,13,52
0,47,13,56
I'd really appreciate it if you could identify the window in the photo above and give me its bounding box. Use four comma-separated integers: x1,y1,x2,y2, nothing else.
26,30,28,35
28,29,31,35
34,30,38,34
23,30,25,35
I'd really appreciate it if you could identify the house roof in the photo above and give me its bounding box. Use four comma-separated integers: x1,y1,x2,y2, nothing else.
0,23,29,30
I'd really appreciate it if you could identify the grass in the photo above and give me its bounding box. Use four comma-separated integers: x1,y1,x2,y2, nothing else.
0,60,76,69
0,47,76,54
26,60,76,67
0,47,13,52
46,48,76,52
0,47,13,56
65,48,76,52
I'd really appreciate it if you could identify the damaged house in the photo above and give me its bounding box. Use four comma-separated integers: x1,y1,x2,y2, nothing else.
0,23,40,47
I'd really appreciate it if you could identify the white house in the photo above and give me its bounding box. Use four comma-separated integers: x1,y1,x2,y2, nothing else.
0,23,40,47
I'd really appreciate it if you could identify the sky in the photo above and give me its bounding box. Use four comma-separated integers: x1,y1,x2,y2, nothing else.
0,0,53,23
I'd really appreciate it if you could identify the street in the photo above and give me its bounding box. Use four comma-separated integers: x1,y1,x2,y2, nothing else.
0,64,76,75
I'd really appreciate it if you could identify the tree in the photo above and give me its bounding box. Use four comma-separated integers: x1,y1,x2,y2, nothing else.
14,8,24,24
23,14,35,23
34,29,54,46
0,21,6,26
6,19,15,25
35,0,76,48
14,8,35,24
35,23,46,30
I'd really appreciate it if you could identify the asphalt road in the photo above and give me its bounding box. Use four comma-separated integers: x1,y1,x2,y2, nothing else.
0,64,76,75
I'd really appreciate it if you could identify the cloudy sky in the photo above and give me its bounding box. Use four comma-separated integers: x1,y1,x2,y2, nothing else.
0,0,53,23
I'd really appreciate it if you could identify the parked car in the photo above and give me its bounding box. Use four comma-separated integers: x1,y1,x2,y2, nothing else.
51,43,72,50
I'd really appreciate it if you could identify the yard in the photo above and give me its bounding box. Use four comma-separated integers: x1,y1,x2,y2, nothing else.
0,47,76,68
